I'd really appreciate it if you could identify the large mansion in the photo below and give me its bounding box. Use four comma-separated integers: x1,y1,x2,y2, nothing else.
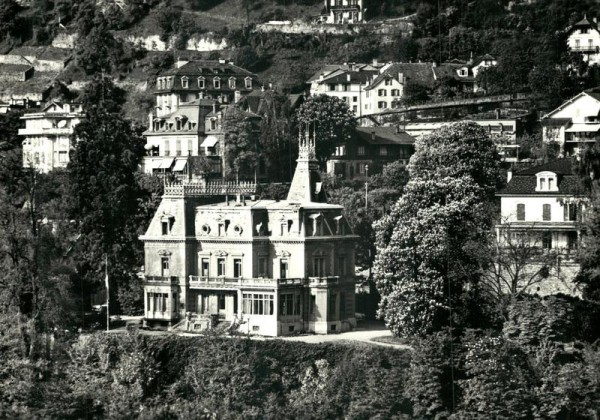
140,129,358,335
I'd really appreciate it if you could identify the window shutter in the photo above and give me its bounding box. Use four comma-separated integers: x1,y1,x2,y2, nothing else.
517,204,525,221
543,204,551,221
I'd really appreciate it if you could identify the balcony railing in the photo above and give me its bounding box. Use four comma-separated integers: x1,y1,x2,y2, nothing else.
188,276,306,289
309,276,340,286
164,180,257,197
144,276,179,284
570,46,599,52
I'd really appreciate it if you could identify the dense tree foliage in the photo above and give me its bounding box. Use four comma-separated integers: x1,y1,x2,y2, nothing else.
68,77,146,314
223,108,260,180
373,122,500,336
295,95,356,168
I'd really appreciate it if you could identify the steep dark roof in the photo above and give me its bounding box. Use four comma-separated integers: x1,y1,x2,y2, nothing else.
367,63,435,90
498,159,581,195
571,17,596,30
516,159,575,175
355,126,415,145
317,70,378,85
472,54,496,66
160,60,257,78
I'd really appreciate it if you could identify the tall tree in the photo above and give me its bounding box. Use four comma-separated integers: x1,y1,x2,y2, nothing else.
373,122,500,336
68,77,145,314
222,108,260,181
295,94,356,168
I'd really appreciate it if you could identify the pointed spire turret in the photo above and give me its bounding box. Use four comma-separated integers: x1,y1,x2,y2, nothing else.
287,122,326,203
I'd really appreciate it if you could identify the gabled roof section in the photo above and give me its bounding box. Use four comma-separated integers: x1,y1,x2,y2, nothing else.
355,126,415,145
472,54,496,66
498,159,580,196
366,63,435,90
570,16,598,32
542,91,599,119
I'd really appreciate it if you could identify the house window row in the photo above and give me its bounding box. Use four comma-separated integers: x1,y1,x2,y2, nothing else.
147,292,168,313
242,293,274,315
200,257,243,278
516,203,579,222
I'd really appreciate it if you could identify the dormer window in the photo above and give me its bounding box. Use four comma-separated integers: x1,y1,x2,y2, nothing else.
214,77,221,89
198,77,205,89
535,171,559,192
181,76,189,88
245,77,252,89
161,215,174,235
229,78,236,89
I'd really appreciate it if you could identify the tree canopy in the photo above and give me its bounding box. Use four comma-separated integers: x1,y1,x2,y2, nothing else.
295,95,356,168
373,122,500,336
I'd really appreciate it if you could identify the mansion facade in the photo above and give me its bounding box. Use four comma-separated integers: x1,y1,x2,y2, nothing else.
140,130,358,335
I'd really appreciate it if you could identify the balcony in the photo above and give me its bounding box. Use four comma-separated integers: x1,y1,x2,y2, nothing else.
18,128,73,136
309,276,340,286
570,46,600,53
188,276,305,289
144,276,179,285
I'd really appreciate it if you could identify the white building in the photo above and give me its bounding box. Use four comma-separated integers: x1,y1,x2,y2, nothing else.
567,16,600,66
140,130,358,335
496,159,583,295
20,101,84,173
541,90,600,156
318,0,363,24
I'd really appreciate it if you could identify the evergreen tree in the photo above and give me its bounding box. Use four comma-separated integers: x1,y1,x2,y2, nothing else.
68,77,145,314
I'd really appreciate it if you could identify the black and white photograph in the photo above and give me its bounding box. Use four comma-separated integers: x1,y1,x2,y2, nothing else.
0,0,599,418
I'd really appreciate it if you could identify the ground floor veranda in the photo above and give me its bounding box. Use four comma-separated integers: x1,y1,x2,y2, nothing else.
143,277,357,336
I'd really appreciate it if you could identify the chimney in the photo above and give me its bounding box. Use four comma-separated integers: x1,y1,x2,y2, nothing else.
347,73,351,82
372,58,378,66
319,73,324,81
398,72,404,83
234,90,241,103
212,103,217,114
507,170,512,183
199,91,204,99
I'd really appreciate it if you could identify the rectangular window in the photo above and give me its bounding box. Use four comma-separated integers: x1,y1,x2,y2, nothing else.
245,78,252,89
338,256,346,276
313,257,325,277
564,203,577,221
378,89,387,96
233,258,242,278
149,293,168,313
517,204,525,221
258,257,267,277
353,96,357,102
357,145,365,156
329,84,335,91
280,293,300,316
229,79,236,89
391,89,400,96
328,293,337,317
384,79,392,86
201,258,209,277
280,260,289,279
218,293,226,310
540,178,546,190
162,221,169,235
548,178,554,190
161,257,169,277
310,295,316,314
358,163,366,174
242,293,274,315
567,232,578,249
58,151,68,163
217,258,225,276
198,78,205,89
181,78,188,88
214,78,221,89
378,101,387,109
379,146,388,156
543,204,551,221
